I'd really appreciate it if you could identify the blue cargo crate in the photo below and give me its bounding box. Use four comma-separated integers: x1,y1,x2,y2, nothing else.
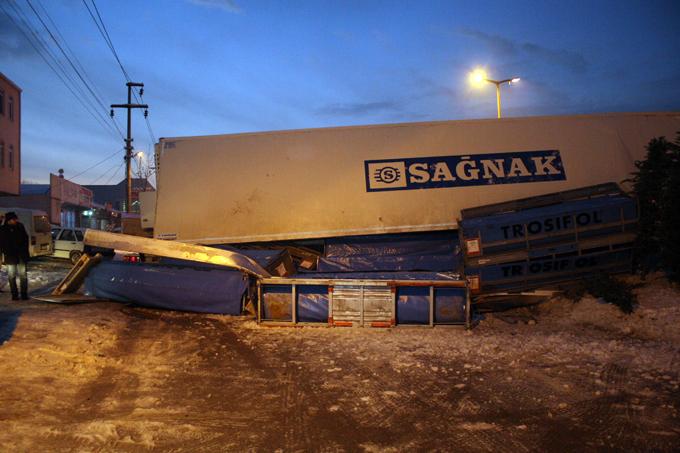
459,184,637,256
460,194,637,258
465,247,633,293
459,184,638,294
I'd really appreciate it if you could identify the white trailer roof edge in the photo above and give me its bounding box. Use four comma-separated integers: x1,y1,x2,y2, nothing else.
157,111,680,143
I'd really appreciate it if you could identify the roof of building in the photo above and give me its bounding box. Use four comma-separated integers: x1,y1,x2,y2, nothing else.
84,178,155,204
84,184,122,205
0,72,22,92
20,184,50,195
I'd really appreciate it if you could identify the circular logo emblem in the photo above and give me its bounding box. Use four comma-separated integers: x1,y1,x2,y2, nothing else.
375,166,401,183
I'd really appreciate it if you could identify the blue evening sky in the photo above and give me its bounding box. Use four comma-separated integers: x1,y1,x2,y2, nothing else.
1,0,679,185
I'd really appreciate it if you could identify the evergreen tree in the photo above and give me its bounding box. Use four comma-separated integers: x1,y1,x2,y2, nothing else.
659,134,680,282
630,133,680,281
631,137,671,274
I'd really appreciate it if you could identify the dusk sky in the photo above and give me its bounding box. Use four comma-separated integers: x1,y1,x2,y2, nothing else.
1,0,679,185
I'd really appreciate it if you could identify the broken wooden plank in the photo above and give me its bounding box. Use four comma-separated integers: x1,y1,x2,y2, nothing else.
51,253,103,296
83,229,271,278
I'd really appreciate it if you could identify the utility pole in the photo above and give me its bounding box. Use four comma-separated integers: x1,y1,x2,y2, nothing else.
111,82,148,212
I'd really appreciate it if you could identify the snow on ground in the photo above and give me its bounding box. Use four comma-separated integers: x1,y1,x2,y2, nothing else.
0,263,678,451
0,258,71,293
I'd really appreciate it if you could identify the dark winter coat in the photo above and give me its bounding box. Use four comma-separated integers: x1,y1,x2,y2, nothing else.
0,222,30,264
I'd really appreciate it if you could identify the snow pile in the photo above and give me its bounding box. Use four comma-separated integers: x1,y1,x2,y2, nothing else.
536,274,680,343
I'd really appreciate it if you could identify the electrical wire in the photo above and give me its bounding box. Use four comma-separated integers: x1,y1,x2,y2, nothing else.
103,161,125,185
82,0,131,83
1,2,120,139
35,0,124,135
4,1,114,136
139,92,157,143
89,161,122,185
24,0,125,140
86,0,158,145
9,0,121,139
70,148,124,181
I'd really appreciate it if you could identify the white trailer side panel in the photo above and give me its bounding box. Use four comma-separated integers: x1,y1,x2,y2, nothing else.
139,191,156,230
154,112,680,244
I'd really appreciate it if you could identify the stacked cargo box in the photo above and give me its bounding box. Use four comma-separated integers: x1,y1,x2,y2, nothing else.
258,277,469,327
459,183,638,294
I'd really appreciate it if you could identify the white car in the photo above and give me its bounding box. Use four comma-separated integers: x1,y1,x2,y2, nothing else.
51,227,85,264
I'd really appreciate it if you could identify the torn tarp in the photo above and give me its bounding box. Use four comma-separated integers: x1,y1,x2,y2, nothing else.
84,261,247,314
317,232,460,272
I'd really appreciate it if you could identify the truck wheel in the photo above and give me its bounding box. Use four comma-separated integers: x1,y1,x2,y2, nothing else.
70,250,83,264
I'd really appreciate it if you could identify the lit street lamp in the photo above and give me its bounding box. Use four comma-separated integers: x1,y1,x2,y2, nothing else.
469,69,520,119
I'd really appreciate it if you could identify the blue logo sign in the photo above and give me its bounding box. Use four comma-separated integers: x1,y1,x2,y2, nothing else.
365,150,566,192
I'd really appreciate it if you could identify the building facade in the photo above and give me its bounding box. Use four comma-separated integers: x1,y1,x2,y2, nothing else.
86,178,155,214
0,173,95,228
0,72,21,196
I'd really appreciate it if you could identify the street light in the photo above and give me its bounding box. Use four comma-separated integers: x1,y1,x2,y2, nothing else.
469,68,520,118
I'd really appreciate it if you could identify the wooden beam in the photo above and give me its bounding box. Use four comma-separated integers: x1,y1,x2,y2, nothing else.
84,230,271,278
51,253,103,296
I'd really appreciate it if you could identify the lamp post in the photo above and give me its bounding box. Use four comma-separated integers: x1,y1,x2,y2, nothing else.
469,69,520,118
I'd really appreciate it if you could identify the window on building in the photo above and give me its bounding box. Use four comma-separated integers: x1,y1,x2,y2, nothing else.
8,97,13,121
0,142,4,168
0,89,4,115
9,145,13,170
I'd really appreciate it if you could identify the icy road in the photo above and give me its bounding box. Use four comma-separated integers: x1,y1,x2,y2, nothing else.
0,260,678,452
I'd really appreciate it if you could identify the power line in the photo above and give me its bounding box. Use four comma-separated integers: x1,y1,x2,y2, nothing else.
1,2,120,139
85,0,157,145
89,162,121,185
139,91,157,143
8,0,121,139
70,148,124,181
104,161,125,185
24,0,125,139
35,0,122,134
26,0,108,111
83,0,131,82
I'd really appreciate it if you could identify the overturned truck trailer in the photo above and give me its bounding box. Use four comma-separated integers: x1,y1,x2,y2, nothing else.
152,112,679,244
128,112,679,325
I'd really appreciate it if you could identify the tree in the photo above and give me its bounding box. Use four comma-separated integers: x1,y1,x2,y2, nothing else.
630,133,680,282
659,134,680,281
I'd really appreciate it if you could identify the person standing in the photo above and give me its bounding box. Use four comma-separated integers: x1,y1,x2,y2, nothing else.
0,212,30,300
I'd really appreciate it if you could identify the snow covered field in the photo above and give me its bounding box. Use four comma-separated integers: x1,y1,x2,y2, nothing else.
0,260,678,451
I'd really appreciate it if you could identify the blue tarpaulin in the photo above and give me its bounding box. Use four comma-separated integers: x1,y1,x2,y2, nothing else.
84,261,248,314
317,232,460,272
396,287,430,324
297,285,329,322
